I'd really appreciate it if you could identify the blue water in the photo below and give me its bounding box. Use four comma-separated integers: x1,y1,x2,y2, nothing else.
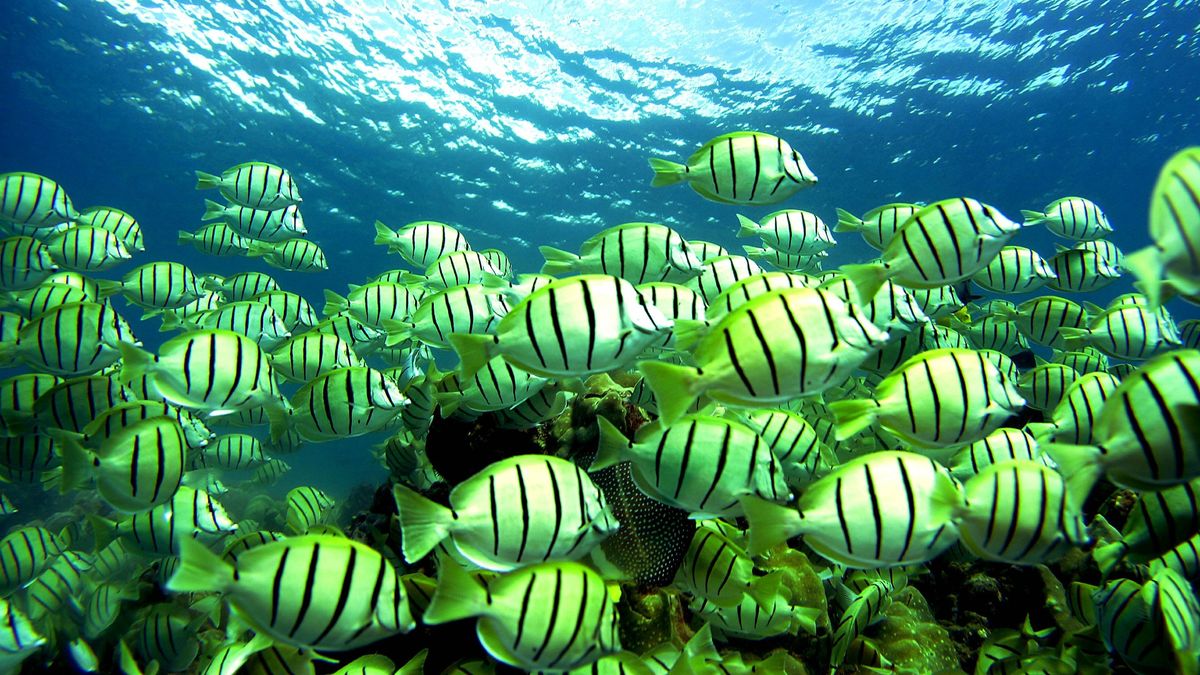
2,0,1198,497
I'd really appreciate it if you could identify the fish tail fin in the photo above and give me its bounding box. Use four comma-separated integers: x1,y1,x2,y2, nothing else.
1023,421,1057,444
1123,246,1164,311
735,214,760,238
741,495,803,556
423,558,489,625
96,279,124,299
1019,209,1047,225
671,318,709,352
245,241,273,258
265,405,291,444
745,569,785,608
589,416,632,471
649,157,688,187
834,207,864,232
382,319,414,348
87,514,116,551
538,246,579,277
201,199,227,222
157,312,184,333
167,536,235,594
55,432,93,494
322,289,348,317
195,171,222,191
828,398,880,442
397,649,428,675
448,333,499,382
116,343,156,388
373,220,395,247
177,230,195,244
1055,326,1090,350
637,360,702,425
1091,541,1128,578
433,391,461,418
392,483,455,564
840,263,890,308
1044,443,1103,506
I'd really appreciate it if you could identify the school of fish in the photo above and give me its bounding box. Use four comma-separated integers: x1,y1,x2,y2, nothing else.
0,136,1198,674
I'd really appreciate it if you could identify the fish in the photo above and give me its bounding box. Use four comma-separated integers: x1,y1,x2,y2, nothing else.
82,399,213,451
691,587,820,641
197,433,268,470
1046,246,1122,293
700,271,812,324
0,596,46,672
4,282,94,319
433,356,550,415
741,450,966,567
1017,361,1081,412
205,271,280,301
0,172,78,226
674,522,781,608
393,454,617,571
450,274,672,380
959,460,1089,564
1125,148,1200,309
830,348,1026,449
687,240,729,262
133,604,203,672
1025,371,1121,445
423,250,503,289
970,245,1057,294
168,534,415,651
194,162,301,210
2,301,139,377
994,295,1089,351
590,414,790,518
383,283,506,350
43,225,132,272
285,486,336,534
323,281,423,329
202,200,306,241
539,222,703,284
117,329,289,416
270,366,407,441
834,203,922,251
649,131,818,205
742,244,827,273
246,238,328,272
57,415,187,513
1021,196,1113,241
1058,301,1182,361
0,235,57,291
110,485,237,556
739,408,838,490
423,559,621,672
640,287,887,425
268,332,363,383
162,300,292,351
1091,478,1200,575
178,222,252,256
1092,570,1200,675
0,372,62,437
685,254,764,303
99,261,204,311
374,219,471,269
75,205,145,251
0,526,64,594
735,209,835,256
249,289,319,331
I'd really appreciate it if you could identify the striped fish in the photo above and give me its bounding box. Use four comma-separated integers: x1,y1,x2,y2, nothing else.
252,458,291,486
1126,148,1200,309
24,550,90,621
0,372,61,437
591,414,790,517
834,203,921,251
0,526,64,594
100,261,203,311
831,579,893,667
178,222,251,256
0,312,25,367
997,295,1088,350
1093,571,1200,675
1182,319,1200,350
247,238,328,272
83,399,213,451
117,329,288,415
198,434,267,470
250,290,318,331
1059,302,1182,361
323,281,422,329
636,282,707,349
450,274,671,380
688,240,729,262
0,596,46,669
701,271,812,324
313,313,387,355
691,591,819,641
743,245,827,273
496,383,571,430
0,236,57,291
649,131,818,206
275,366,407,441
115,485,237,556
169,534,414,650
374,219,470,269
165,300,292,351
821,275,929,334
908,284,963,320
741,408,837,490
1046,246,1122,293
423,250,501,289
1021,196,1112,241
1148,532,1200,581
206,271,280,302
286,486,336,534
1053,347,1110,374
202,200,306,241
1027,370,1121,445
1017,362,1081,412
134,604,201,672
639,287,887,424
385,283,505,349
423,560,620,672
1092,478,1200,574
1048,349,1200,498
194,162,301,210
960,460,1089,564
842,197,1023,294
76,206,145,251
480,248,512,279
970,245,1057,294
736,209,835,256
956,313,1029,355
269,332,362,383
393,454,616,570
221,530,287,564
435,356,549,415
44,225,132,272
741,451,966,567
539,223,702,284
31,375,132,434
675,522,776,607
83,582,135,639
0,435,56,485
5,301,138,376
830,348,1026,449
0,172,77,226
4,282,93,319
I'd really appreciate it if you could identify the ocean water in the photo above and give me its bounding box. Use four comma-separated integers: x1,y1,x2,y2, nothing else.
3,0,1198,496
